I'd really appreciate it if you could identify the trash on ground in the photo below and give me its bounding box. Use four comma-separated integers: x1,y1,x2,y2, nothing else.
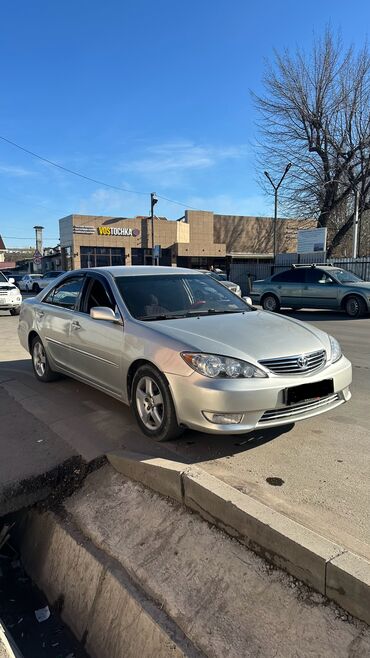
35,606,50,623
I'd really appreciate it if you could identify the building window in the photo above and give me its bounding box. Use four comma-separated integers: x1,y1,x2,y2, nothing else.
80,246,125,268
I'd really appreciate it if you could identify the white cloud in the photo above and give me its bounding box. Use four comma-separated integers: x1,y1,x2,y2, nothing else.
120,141,249,177
75,188,271,220
0,163,35,177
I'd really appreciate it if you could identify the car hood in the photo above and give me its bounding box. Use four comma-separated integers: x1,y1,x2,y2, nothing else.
341,281,370,290
0,283,18,291
150,310,331,362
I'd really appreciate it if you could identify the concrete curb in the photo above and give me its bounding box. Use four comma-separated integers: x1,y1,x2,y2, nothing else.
19,510,202,658
0,621,23,658
107,450,370,626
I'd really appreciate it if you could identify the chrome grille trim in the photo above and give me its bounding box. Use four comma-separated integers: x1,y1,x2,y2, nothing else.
259,349,326,375
259,394,340,423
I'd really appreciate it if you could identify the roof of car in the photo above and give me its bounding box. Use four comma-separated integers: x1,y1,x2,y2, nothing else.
87,266,199,277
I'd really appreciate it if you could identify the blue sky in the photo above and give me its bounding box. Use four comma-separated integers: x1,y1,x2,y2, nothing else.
0,0,369,247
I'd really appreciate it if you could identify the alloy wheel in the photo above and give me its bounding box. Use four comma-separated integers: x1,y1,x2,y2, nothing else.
33,341,46,377
135,376,164,430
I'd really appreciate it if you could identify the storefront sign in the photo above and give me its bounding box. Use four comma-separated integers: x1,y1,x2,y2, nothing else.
97,226,140,237
73,226,96,235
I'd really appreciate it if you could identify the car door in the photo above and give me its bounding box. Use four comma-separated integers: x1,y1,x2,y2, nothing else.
301,268,339,309
38,275,86,370
271,269,305,307
67,273,124,397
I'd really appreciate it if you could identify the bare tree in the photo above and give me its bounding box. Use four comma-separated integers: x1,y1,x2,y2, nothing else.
253,29,370,255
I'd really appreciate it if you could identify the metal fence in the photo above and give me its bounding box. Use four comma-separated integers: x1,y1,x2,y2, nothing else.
229,254,370,295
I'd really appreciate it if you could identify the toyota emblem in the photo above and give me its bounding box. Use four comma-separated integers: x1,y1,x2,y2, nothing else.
297,355,308,369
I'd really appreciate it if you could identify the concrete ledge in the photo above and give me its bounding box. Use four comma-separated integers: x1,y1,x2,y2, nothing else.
107,450,184,503
20,510,200,658
183,466,342,595
326,551,370,625
107,449,370,625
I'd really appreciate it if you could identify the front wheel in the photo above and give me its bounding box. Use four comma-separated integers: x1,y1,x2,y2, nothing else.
132,365,183,441
31,336,60,382
262,294,280,312
32,283,40,293
344,295,366,318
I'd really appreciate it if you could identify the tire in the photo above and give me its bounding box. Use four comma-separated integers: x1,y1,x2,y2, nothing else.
33,283,40,293
262,294,280,312
31,336,60,382
131,364,183,441
344,295,366,318
10,308,20,316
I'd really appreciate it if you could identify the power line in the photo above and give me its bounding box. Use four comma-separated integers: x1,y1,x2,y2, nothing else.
0,135,198,210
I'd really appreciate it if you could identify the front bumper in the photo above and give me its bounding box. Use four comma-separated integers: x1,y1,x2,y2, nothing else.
0,296,22,310
166,356,352,434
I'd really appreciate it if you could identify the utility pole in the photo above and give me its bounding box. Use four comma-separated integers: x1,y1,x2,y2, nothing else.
352,189,359,258
264,163,292,266
150,193,158,265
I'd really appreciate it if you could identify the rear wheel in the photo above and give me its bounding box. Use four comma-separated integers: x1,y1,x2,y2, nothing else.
132,365,183,441
32,283,40,293
262,294,280,312
31,336,60,382
344,295,366,318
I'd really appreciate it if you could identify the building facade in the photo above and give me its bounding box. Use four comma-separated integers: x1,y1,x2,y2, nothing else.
59,211,315,271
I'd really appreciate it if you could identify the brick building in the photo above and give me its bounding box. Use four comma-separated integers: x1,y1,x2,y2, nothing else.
59,210,315,271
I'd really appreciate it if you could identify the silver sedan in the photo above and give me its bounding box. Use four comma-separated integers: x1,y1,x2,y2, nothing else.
18,266,352,441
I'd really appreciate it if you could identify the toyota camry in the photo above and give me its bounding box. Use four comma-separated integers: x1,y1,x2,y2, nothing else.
18,266,352,441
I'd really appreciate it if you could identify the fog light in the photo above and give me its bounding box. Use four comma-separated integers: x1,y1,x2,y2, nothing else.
203,412,243,424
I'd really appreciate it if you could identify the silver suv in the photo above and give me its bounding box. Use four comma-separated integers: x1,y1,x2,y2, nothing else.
250,265,370,317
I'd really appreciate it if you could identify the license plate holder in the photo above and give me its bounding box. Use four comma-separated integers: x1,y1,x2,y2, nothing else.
285,379,334,405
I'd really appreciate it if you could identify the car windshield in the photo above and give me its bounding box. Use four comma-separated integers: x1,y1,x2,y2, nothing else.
115,274,250,320
334,269,363,284
0,272,8,283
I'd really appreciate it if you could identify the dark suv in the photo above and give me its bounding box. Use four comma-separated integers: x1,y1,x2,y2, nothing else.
250,265,370,317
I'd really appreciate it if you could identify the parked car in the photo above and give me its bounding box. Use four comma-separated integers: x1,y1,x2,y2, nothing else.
18,266,351,441
0,271,22,315
32,271,66,292
198,270,242,296
18,274,44,292
250,264,370,317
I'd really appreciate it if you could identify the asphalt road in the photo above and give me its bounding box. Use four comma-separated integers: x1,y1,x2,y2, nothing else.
0,305,369,561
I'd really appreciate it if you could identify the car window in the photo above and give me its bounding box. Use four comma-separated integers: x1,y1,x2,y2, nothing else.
305,269,334,284
334,269,363,283
44,277,84,310
82,277,116,313
271,269,305,283
115,274,249,320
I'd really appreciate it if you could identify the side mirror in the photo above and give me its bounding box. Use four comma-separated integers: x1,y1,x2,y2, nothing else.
90,306,122,324
8,277,15,284
242,296,253,305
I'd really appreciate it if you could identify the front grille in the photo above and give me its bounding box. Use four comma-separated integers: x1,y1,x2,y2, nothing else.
259,349,326,375
259,394,340,423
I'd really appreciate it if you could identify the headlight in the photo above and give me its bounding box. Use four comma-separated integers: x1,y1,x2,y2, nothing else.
329,335,342,363
181,352,268,379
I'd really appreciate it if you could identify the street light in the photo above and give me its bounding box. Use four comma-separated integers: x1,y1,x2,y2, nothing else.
264,163,292,265
150,192,158,265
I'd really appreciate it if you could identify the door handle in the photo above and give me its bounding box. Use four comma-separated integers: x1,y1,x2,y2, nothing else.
71,320,81,330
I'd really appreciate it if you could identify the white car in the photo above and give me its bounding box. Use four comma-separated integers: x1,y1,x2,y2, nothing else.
18,274,43,292
32,271,66,293
0,272,22,315
198,270,242,296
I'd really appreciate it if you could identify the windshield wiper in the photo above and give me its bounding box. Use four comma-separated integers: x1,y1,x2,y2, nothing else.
185,308,246,316
137,313,190,321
